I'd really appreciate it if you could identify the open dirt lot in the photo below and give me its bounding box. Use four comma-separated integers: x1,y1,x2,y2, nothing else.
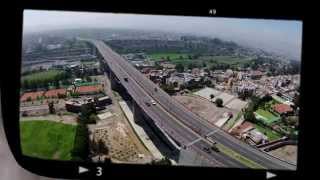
174,95,237,125
269,145,297,165
90,75,152,163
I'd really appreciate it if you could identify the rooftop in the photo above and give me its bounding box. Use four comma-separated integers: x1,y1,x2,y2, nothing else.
44,88,67,98
273,103,293,114
75,85,103,94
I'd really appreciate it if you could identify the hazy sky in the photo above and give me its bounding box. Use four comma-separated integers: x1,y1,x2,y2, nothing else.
24,10,303,60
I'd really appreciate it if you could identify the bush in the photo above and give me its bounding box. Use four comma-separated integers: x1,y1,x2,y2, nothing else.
151,157,172,165
57,93,66,99
26,97,32,102
88,114,99,124
215,98,223,107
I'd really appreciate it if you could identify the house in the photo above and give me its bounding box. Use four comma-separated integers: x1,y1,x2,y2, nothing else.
191,68,200,76
250,70,263,80
97,96,112,106
231,121,254,137
65,97,94,113
273,103,293,115
246,129,268,145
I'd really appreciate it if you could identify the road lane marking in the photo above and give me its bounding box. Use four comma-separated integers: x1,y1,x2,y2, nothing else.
186,138,202,147
205,129,220,137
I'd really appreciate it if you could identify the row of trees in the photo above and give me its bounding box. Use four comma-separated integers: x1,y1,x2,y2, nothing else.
209,94,223,107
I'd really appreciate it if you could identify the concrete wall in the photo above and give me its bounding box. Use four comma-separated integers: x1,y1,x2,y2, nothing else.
132,101,181,157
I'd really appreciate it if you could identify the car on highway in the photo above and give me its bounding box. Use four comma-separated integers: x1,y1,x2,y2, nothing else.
202,147,211,154
150,99,156,105
145,102,151,106
124,77,128,82
211,145,220,152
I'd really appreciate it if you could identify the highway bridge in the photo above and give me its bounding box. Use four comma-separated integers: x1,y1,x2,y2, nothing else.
81,38,296,170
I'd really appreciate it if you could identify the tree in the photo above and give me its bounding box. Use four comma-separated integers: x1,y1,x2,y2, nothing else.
26,97,32,102
175,63,184,73
86,76,92,82
244,110,256,122
187,63,196,70
48,101,55,114
210,64,217,71
202,61,206,67
205,80,212,87
88,114,99,124
215,98,223,107
79,103,97,124
155,63,162,70
166,56,171,61
160,84,176,95
92,139,109,162
53,79,60,89
57,93,66,99
210,94,215,100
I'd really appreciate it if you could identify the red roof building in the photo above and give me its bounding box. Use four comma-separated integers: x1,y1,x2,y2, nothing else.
75,85,103,95
230,121,254,137
273,104,293,114
20,91,45,102
44,88,67,98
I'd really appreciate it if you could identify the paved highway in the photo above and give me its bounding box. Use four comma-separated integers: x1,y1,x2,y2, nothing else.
83,39,296,170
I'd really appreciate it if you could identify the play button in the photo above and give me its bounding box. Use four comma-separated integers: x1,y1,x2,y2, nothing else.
266,172,276,179
79,166,89,174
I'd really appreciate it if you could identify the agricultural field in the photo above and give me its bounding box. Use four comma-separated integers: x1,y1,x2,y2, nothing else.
20,120,77,160
148,53,253,69
22,70,65,82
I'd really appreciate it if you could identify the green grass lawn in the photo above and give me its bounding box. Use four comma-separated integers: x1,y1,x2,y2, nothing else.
254,123,282,141
22,70,65,83
148,53,190,61
20,120,77,160
255,109,280,125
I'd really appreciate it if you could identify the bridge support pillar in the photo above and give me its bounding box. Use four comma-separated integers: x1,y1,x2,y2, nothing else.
132,100,143,123
110,72,118,91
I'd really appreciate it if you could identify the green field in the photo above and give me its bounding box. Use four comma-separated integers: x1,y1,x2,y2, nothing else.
254,123,282,141
148,53,252,69
148,53,190,61
22,70,65,82
20,120,77,160
254,109,280,125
